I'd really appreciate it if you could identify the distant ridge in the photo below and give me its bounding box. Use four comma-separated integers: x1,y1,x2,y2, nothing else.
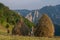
15,5,60,25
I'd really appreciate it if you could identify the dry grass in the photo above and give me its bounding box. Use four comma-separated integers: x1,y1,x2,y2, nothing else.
0,35,60,40
0,24,60,40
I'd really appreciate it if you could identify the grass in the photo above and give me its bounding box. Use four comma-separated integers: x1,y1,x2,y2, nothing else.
0,35,60,40
0,24,60,40
0,29,60,40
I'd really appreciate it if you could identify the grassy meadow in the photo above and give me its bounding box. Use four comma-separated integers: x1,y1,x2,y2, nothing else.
0,28,59,40
0,35,60,40
0,19,59,40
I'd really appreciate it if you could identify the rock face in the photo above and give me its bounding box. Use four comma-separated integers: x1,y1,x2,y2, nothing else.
12,17,30,36
25,11,41,23
25,12,33,22
34,14,54,37
33,11,40,23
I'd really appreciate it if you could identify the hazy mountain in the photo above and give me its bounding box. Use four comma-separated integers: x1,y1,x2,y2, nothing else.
15,9,31,17
39,5,60,24
54,24,60,36
15,5,60,25
25,10,42,24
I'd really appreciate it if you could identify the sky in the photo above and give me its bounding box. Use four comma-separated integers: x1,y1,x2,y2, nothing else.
0,0,60,10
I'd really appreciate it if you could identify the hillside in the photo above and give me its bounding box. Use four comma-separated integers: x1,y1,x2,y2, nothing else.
0,3,35,32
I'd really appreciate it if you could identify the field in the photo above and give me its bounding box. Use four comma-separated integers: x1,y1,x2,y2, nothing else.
0,35,60,40
0,25,60,40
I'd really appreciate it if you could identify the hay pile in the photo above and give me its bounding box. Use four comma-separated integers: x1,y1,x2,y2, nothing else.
12,18,30,36
34,14,54,37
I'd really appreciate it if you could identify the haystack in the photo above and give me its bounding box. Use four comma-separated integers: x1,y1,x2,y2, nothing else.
34,14,54,37
12,17,30,36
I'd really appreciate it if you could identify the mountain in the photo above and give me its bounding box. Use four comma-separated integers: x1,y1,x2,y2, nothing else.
54,24,60,36
25,12,33,22
15,5,60,25
15,10,41,24
15,9,31,17
39,5,60,24
25,11,41,23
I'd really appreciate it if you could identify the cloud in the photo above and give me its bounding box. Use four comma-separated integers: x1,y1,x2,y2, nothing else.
0,0,60,10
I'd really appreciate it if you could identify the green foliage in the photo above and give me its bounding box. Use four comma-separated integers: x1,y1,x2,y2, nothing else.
0,3,4,9
5,24,9,28
0,3,35,29
23,17,35,28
